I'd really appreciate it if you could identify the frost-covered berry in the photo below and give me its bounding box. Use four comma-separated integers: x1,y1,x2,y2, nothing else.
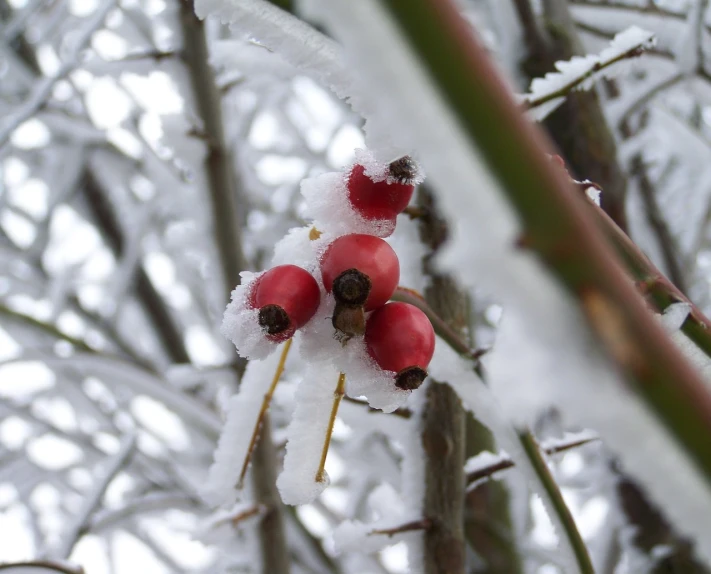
320,234,400,338
347,157,417,226
250,265,321,342
365,302,435,391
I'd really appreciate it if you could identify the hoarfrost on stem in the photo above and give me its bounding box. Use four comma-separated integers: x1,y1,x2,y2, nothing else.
202,351,289,507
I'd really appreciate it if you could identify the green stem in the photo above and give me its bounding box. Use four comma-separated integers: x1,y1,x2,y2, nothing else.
379,0,711,487
519,431,595,574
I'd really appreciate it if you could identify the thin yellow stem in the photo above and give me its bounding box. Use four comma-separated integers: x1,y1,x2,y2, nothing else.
237,339,293,488
315,372,346,483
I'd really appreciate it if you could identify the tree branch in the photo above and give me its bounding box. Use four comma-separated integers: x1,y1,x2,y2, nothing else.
179,2,290,572
54,434,136,559
380,0,711,487
519,431,595,573
0,0,115,149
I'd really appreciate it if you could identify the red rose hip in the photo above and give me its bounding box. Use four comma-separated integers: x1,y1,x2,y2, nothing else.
347,157,418,228
320,234,400,340
365,302,435,390
250,265,320,342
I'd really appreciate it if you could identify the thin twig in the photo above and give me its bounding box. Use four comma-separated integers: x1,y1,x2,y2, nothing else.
466,434,600,485
54,434,136,559
523,42,652,110
519,431,595,574
0,562,84,574
238,340,293,488
315,372,346,483
368,518,433,537
392,287,487,362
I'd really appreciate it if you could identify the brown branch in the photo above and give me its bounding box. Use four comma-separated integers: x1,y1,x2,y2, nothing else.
179,3,289,573
369,518,433,537
82,168,191,365
0,563,83,574
416,187,468,574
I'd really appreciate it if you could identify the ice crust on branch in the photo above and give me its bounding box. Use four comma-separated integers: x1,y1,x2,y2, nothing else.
523,26,655,121
202,352,287,507
276,363,340,505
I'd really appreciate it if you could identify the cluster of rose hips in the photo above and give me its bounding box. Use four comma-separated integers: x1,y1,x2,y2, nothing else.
240,155,436,391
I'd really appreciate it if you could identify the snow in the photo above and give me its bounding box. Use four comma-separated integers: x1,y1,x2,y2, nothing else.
276,363,341,505
201,351,287,507
301,171,395,238
301,148,422,238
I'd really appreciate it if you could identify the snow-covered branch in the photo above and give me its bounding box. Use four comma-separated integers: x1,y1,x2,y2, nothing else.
53,434,136,559
523,26,655,120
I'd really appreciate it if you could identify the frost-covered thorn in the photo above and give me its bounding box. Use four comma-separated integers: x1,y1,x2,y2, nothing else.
368,518,433,537
387,155,419,184
315,373,346,483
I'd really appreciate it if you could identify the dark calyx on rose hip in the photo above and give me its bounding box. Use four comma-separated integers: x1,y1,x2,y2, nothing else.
347,156,418,227
365,302,436,390
320,234,400,339
250,264,321,342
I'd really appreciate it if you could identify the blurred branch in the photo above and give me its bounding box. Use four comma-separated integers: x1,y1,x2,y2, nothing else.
54,434,137,559
82,167,192,365
180,3,290,573
381,0,711,488
0,562,84,574
0,305,94,352
0,0,115,150
90,492,201,532
589,201,711,358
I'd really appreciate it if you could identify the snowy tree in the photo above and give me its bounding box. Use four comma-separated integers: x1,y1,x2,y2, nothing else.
1,0,711,573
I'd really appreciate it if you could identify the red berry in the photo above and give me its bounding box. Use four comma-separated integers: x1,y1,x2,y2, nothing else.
249,265,320,342
347,157,417,227
365,302,435,390
320,234,400,311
